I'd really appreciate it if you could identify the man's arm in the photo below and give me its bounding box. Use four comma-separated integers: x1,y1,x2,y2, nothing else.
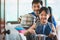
24,23,36,36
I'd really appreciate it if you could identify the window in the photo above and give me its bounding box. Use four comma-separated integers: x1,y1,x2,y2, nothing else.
5,0,33,22
1,0,4,19
5,0,17,22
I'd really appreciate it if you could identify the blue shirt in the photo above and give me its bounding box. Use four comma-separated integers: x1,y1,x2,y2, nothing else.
30,12,38,17
52,16,56,28
35,22,52,40
48,16,56,28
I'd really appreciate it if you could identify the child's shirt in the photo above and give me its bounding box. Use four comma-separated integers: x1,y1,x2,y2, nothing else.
35,21,53,40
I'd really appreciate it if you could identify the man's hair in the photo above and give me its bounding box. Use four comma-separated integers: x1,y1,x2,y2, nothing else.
32,0,43,6
39,7,48,14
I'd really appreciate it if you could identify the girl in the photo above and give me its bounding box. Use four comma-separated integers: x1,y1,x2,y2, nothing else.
30,7,56,40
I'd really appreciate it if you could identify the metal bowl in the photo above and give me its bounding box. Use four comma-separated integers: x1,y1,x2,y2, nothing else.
33,34,48,40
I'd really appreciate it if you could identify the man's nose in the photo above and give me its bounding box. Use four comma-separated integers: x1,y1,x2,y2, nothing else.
35,7,39,10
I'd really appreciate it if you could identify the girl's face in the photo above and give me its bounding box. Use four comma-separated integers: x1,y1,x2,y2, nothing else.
39,10,49,24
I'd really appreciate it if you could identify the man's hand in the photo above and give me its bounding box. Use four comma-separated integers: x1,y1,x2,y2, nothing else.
28,28,35,34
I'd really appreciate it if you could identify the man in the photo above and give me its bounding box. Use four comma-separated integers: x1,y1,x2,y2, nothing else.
29,0,43,23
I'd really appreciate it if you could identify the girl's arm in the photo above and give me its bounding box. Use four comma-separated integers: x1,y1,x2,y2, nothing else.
48,24,56,38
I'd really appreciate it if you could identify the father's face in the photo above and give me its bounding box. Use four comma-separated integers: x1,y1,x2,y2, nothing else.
32,3,41,16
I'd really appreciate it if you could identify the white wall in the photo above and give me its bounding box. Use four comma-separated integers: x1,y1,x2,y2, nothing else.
47,0,60,21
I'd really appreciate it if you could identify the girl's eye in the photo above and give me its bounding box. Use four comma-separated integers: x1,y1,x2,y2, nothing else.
37,6,40,8
41,14,43,16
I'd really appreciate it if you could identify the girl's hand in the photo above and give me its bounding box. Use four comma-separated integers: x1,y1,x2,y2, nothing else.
48,32,56,38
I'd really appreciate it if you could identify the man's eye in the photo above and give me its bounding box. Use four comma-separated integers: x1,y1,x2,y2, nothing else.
34,6,36,8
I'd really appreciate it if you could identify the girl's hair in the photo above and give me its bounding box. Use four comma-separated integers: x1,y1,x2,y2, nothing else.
39,7,48,14
48,6,52,15
48,6,52,23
